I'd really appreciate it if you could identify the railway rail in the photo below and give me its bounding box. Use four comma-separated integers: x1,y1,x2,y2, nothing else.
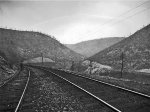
61,69,150,98
1,67,117,112
32,66,150,112
37,68,121,112
0,69,30,112
0,70,21,88
16,67,120,112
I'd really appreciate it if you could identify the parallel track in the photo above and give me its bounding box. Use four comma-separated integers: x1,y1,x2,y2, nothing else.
29,66,122,112
0,69,30,112
0,71,19,88
39,68,121,112
17,67,119,112
14,71,30,112
34,66,150,112
62,69,150,98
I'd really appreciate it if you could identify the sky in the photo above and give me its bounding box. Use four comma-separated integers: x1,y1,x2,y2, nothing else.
0,0,150,44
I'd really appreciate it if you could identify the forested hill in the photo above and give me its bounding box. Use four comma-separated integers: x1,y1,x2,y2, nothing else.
66,37,124,57
88,24,150,70
0,28,84,66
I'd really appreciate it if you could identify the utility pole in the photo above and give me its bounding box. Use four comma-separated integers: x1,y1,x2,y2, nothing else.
121,52,124,78
71,61,75,71
41,53,43,65
89,61,92,75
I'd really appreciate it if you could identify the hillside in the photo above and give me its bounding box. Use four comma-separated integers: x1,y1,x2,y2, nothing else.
0,56,17,84
0,28,84,68
66,37,124,57
88,24,150,70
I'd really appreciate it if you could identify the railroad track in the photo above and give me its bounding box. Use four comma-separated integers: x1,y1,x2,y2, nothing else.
34,67,120,112
0,70,20,88
32,66,150,112
28,66,122,111
61,69,150,98
0,69,30,112
5,66,118,112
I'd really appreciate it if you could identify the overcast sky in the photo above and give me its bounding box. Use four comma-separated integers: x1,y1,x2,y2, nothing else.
0,0,150,44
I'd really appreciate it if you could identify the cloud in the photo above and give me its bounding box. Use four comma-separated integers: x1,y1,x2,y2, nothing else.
0,0,150,44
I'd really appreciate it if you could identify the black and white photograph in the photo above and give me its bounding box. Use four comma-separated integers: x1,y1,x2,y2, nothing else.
0,0,150,111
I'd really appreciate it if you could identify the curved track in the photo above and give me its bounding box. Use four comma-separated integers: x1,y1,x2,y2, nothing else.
39,68,120,112
35,66,150,112
0,69,30,112
0,71,19,88
63,69,150,98
16,67,119,112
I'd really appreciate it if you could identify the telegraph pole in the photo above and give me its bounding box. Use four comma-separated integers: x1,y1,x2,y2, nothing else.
41,53,43,65
70,61,74,71
121,52,124,78
89,61,92,75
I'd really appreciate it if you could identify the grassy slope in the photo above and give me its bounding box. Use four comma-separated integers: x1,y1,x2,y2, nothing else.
0,28,83,66
66,37,124,57
88,24,150,70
